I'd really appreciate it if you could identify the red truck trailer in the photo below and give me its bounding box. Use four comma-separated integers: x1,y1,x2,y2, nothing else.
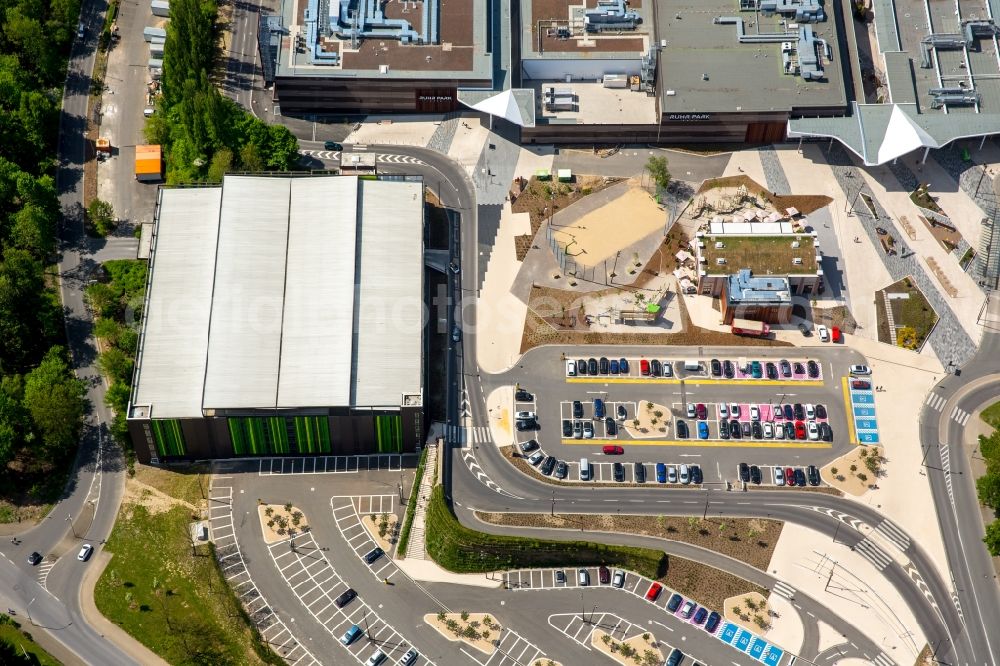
731,318,770,338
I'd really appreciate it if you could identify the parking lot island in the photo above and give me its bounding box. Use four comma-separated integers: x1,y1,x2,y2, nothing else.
423,612,503,655
257,503,309,545
591,627,664,666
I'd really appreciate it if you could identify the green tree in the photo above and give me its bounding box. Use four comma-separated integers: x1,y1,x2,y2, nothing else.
976,468,1000,511
984,519,1000,557
87,199,116,236
0,375,28,469
98,347,134,383
0,248,59,372
645,156,671,189
23,346,86,458
206,147,233,183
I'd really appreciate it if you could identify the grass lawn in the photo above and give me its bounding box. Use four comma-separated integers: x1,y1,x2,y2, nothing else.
134,463,209,508
426,486,667,578
982,401,1000,430
875,277,938,349
0,614,61,665
95,484,280,666
701,234,817,275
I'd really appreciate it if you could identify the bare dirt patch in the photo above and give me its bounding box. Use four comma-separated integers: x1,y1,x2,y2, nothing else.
725,591,773,633
476,512,781,572
698,175,833,216
811,304,859,335
592,628,663,665
424,612,502,655
258,504,310,544
821,446,885,496
624,400,672,438
120,478,195,520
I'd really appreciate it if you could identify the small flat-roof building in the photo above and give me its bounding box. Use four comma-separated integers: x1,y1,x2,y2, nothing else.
135,144,162,182
720,269,793,325
696,229,823,299
128,174,425,463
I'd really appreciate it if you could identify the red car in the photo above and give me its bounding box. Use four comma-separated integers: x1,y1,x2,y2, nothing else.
851,379,871,390
602,445,624,455
784,467,795,486
695,403,707,420
645,582,663,601
795,421,807,440
640,359,650,376
831,326,842,342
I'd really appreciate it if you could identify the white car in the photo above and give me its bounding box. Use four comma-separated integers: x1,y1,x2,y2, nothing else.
515,411,536,421
679,464,690,484
730,403,741,418
667,466,678,483
805,404,815,419
750,405,760,421
774,423,785,439
528,451,544,465
680,600,695,619
566,360,576,376
686,403,696,418
366,650,387,666
763,422,773,438
662,362,674,377
807,421,819,440
773,466,785,486
718,403,729,419
849,364,872,375
77,544,93,561
817,324,830,342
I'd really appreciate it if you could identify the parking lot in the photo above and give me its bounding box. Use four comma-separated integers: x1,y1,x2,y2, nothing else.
505,346,869,482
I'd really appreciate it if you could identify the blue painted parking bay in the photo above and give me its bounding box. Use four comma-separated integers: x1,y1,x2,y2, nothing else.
715,621,787,665
849,382,880,445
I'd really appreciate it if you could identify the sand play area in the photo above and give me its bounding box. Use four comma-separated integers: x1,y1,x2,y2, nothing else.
556,185,666,267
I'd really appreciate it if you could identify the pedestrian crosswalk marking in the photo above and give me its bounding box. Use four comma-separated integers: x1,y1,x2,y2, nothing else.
949,405,970,426
873,652,895,666
925,393,946,411
854,538,891,571
445,424,491,447
875,519,910,551
772,580,796,599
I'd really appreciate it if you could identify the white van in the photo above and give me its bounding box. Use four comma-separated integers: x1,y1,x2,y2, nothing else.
683,359,701,372
143,107,155,117
579,458,590,481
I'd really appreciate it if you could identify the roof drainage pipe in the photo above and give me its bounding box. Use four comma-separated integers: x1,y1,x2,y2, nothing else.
714,16,795,43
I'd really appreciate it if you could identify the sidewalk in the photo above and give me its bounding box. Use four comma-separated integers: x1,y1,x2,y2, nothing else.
394,558,503,589
485,386,514,447
80,551,170,666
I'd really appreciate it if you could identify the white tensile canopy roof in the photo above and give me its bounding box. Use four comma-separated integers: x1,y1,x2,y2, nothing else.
467,90,530,127
876,104,940,164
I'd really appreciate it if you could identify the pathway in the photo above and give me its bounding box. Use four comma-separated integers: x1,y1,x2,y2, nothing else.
403,442,438,560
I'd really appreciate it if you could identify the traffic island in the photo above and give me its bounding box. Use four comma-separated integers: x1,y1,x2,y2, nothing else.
531,659,563,666
624,400,672,438
361,512,398,553
820,445,885,496
592,629,663,666
424,612,503,655
257,503,310,544
724,591,772,633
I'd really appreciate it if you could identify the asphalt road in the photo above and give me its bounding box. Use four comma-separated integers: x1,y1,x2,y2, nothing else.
0,4,135,664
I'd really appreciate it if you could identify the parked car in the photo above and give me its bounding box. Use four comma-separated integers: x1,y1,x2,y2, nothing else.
719,420,729,440
554,461,568,479
609,359,620,375
849,364,872,375
515,419,536,432
679,420,696,439
528,451,544,466
679,464,690,484
666,649,684,666
750,405,760,421
831,326,842,342
578,569,590,586
691,465,703,484
723,360,735,378
693,607,708,625
588,358,598,375
519,439,539,453
577,359,587,375
793,362,805,375
730,403,740,418
605,417,617,436
793,403,805,420
763,422,773,438
749,465,761,484
680,600,695,619
765,362,778,380
779,359,792,377
366,649,387,666
807,465,821,486
696,403,707,420
784,467,795,485
651,359,662,376
774,423,785,439
573,421,583,439
805,403,815,419
718,403,728,419
573,400,584,418
686,403,696,418
710,358,722,376
541,456,556,475
599,357,610,374
750,360,763,378
594,399,605,419
599,565,611,585
794,468,807,487
634,462,646,483
566,360,577,376
852,379,872,390
738,463,750,482
798,322,811,336
398,648,419,666
602,445,624,455
364,547,384,564
582,422,594,439
751,421,762,439
617,404,627,420
666,593,683,612
817,324,830,341
667,465,678,483
619,358,629,374
646,582,663,601
640,359,650,375
515,388,533,402
729,419,741,439
741,422,751,438
612,569,625,588
341,625,363,645
795,421,807,440
783,404,794,420
562,420,573,437
807,360,820,378
807,421,819,440
656,463,667,483
77,544,94,562
819,422,833,441
334,588,357,608
773,466,785,486
613,462,624,482
662,361,673,377
784,422,796,439
555,570,566,584
705,611,721,633
697,422,709,439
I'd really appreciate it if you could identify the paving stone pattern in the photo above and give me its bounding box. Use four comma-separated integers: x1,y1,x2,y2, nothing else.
886,159,920,193
827,144,976,367
933,148,999,218
760,146,792,195
426,114,460,155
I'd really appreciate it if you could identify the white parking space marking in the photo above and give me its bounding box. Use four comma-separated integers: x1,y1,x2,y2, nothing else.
463,626,544,666
208,476,321,666
258,455,405,476
330,497,400,582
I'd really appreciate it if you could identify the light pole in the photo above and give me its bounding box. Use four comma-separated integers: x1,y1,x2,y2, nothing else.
66,513,77,539
550,490,555,517
26,597,35,627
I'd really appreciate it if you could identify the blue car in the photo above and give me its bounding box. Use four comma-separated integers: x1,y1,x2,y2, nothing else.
594,398,605,419
619,358,629,374
609,359,620,374
341,625,362,646
656,463,667,483
697,421,709,439
705,611,721,633
750,360,763,378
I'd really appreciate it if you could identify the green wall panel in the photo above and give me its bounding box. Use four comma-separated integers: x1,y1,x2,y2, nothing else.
374,415,402,453
151,420,186,458
293,417,331,454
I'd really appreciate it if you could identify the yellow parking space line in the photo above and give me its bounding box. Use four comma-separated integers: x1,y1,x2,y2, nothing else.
565,378,824,387
560,439,833,449
841,376,857,445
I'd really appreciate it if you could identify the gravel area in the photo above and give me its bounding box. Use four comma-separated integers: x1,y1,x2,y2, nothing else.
759,146,791,195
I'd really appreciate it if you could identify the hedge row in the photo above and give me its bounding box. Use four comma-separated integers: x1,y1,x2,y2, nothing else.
396,445,430,556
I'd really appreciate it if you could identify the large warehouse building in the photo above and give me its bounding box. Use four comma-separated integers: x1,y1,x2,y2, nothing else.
127,174,425,464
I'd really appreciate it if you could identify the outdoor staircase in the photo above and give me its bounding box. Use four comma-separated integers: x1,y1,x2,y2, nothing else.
404,442,438,560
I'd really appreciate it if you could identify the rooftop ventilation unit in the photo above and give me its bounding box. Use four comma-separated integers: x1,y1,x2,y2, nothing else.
792,257,803,265
716,257,727,265
791,241,800,248
715,241,725,249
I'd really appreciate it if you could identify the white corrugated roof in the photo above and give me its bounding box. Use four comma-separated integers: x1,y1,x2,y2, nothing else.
277,177,358,407
131,188,222,418
202,177,291,410
353,180,424,406
132,175,423,418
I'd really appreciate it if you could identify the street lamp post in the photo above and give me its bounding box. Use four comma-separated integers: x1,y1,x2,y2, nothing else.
66,513,77,539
